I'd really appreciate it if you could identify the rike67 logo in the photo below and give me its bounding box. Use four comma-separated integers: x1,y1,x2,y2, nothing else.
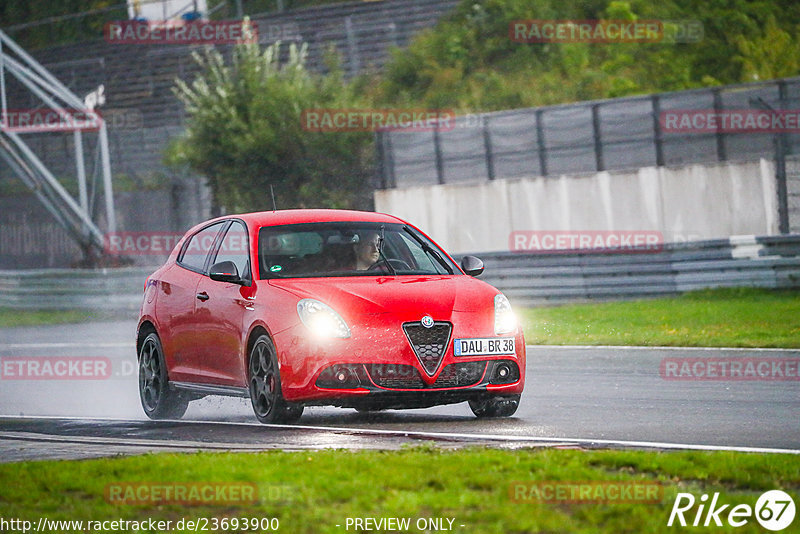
668,490,795,531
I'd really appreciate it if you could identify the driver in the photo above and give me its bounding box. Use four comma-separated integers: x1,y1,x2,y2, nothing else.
353,231,381,270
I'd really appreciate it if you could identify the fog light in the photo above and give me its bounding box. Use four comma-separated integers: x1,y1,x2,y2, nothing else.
316,364,364,389
489,360,520,385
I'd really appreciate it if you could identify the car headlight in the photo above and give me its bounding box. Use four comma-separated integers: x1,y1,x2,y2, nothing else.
297,299,351,339
494,293,517,335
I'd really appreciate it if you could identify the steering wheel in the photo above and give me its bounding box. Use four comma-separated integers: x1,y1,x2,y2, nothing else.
368,259,411,272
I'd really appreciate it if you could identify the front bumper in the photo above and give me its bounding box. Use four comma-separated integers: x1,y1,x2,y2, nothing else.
305,386,509,410
307,359,521,410
273,319,526,406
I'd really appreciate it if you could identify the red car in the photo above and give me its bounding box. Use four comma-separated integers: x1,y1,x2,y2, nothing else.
136,209,525,423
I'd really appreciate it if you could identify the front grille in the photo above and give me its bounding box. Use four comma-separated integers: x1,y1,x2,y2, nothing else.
367,364,424,389
432,361,486,388
367,361,486,390
402,322,452,375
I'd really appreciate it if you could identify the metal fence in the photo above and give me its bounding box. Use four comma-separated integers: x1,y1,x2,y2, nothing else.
0,185,210,269
378,77,800,189
2,125,190,185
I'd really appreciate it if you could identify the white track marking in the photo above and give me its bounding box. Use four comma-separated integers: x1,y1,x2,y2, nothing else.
0,431,301,451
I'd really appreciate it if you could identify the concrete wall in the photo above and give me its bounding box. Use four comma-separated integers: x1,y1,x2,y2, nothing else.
374,159,779,254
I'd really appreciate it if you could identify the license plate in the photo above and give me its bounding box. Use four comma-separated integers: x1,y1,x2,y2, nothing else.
454,337,515,356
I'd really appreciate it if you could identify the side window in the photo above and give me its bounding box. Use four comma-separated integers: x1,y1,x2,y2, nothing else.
178,222,226,272
212,221,251,280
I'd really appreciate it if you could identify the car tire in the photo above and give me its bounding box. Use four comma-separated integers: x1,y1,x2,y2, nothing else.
138,332,189,419
248,334,304,424
468,394,521,418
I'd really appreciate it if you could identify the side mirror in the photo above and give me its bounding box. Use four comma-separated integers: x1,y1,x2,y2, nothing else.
460,255,484,277
209,261,244,284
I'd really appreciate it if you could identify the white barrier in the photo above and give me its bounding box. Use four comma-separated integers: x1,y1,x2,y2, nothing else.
375,159,778,255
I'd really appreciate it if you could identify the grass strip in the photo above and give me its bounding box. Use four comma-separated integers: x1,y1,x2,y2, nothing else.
2,288,799,349
0,308,105,328
0,447,797,533
519,288,800,348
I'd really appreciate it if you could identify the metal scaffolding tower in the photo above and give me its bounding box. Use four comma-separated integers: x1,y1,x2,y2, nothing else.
0,28,116,262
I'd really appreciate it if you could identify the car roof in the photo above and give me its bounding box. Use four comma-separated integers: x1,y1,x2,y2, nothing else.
220,209,405,227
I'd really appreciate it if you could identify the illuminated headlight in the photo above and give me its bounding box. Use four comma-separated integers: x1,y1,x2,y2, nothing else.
297,299,351,339
494,294,517,335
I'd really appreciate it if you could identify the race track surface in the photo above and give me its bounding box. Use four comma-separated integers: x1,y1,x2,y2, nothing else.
0,321,797,462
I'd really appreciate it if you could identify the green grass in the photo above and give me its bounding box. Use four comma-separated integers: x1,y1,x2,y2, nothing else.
0,308,105,328
0,447,797,533
519,288,800,348
3,287,800,348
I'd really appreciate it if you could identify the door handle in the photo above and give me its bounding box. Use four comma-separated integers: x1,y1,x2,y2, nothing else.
196,292,209,301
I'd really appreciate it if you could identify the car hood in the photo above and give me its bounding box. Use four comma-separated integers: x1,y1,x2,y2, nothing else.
266,275,498,321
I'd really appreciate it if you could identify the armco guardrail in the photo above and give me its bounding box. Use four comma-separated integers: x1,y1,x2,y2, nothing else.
0,266,154,312
0,236,798,312
461,234,800,307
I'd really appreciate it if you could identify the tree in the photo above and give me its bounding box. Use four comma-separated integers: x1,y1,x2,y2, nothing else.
734,16,800,82
0,0,126,49
370,0,800,112
169,36,374,213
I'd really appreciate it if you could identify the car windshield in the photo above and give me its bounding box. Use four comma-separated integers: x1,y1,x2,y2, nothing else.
258,222,457,279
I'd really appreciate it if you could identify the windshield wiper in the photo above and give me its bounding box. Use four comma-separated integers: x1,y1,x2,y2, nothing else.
402,226,453,274
377,225,396,275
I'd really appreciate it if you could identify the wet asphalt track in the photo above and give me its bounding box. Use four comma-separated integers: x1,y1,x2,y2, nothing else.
0,320,798,461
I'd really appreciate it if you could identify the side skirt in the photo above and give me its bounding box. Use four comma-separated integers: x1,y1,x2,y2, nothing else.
171,381,249,398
